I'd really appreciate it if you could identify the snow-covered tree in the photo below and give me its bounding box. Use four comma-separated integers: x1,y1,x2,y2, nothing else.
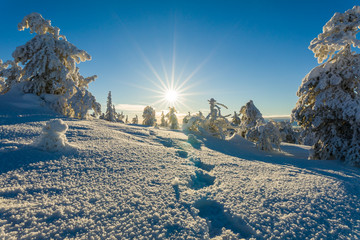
239,100,265,138
231,111,241,126
160,111,168,127
256,120,281,152
275,121,298,144
292,6,360,164
0,60,22,94
104,91,116,122
125,115,128,124
182,111,205,133
132,115,138,124
6,13,100,119
142,106,156,126
166,107,179,130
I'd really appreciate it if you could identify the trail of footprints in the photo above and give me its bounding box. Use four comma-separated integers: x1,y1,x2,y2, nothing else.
154,134,252,238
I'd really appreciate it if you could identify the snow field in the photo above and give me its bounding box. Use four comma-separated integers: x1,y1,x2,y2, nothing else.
0,117,359,239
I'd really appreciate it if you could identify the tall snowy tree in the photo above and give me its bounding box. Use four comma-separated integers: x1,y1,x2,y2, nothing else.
292,6,360,165
104,91,116,122
5,13,100,119
142,106,156,126
166,107,179,130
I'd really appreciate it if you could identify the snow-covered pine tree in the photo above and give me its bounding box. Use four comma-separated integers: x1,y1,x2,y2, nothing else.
142,106,156,126
292,6,360,165
125,115,128,124
166,107,179,130
104,91,116,122
8,13,100,119
275,121,298,144
239,100,265,139
160,111,168,127
132,115,138,124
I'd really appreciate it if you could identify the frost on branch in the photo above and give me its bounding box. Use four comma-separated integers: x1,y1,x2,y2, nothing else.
310,6,360,63
292,6,360,165
9,13,100,119
142,106,156,126
33,119,72,151
166,107,179,130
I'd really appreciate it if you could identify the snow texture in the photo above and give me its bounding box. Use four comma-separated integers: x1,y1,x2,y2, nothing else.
1,92,359,239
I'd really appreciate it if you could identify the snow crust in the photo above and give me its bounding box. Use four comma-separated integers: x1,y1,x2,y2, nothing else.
0,95,360,239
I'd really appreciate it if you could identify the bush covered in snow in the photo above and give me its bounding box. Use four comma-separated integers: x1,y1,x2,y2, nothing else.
256,120,281,152
142,106,156,126
0,60,22,94
292,6,360,165
183,99,233,140
274,121,298,144
0,13,101,119
33,119,72,151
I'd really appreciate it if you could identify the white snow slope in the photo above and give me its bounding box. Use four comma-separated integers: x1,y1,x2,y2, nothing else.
0,91,360,239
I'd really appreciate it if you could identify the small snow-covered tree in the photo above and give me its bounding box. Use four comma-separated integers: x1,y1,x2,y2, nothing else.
166,107,179,129
231,111,241,126
182,111,205,133
8,13,100,119
125,115,128,124
104,91,116,122
275,121,298,144
292,6,360,164
132,115,138,124
160,111,168,127
142,106,156,126
239,100,265,139
256,120,281,152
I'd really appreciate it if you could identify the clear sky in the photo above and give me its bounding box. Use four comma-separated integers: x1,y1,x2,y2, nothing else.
0,0,358,118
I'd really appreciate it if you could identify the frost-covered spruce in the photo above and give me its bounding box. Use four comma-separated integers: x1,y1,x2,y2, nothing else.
292,6,360,164
166,107,179,130
104,91,116,122
256,120,281,152
182,111,205,133
160,111,168,127
239,100,265,139
142,106,156,126
33,119,71,151
8,13,100,119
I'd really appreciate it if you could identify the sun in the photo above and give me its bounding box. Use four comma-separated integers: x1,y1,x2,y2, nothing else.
165,89,178,104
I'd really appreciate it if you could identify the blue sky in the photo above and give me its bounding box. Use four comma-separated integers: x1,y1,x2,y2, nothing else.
0,0,358,117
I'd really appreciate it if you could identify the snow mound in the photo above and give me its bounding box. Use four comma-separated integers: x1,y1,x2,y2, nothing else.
33,119,73,151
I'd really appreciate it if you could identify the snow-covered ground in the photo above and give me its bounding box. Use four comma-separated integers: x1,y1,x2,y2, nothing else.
0,92,360,239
